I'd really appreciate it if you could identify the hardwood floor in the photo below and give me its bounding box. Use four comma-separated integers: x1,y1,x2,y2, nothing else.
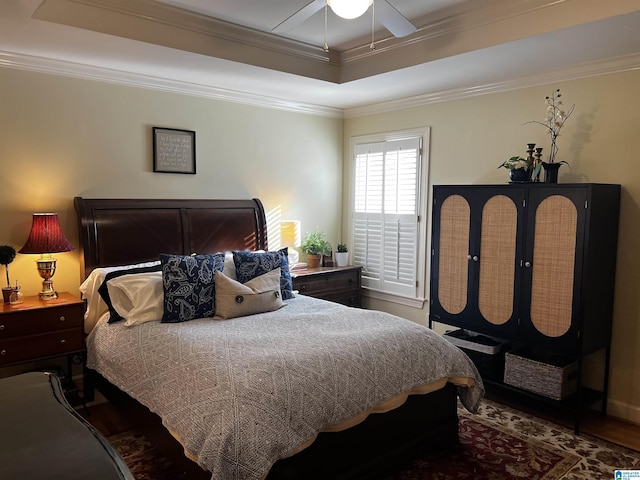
81,400,131,437
582,411,640,451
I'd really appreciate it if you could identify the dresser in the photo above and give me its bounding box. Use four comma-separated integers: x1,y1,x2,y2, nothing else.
0,292,85,399
291,266,362,307
429,183,620,432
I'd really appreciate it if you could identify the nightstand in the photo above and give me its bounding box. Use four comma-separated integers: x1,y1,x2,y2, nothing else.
291,266,362,307
0,292,85,402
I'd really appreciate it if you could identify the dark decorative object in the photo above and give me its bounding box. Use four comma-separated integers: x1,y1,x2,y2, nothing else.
526,143,536,162
0,244,16,303
542,162,562,184
533,147,543,182
152,127,196,174
498,156,531,182
509,168,530,183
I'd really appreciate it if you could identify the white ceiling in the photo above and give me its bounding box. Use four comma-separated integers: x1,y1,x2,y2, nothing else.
154,0,463,48
2,0,640,115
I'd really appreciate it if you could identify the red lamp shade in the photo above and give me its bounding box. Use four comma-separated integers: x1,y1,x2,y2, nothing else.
19,213,74,254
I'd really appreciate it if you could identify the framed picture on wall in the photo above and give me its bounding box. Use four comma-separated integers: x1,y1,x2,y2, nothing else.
153,127,196,174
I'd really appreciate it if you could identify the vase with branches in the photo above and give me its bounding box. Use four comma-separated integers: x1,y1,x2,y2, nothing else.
525,89,575,182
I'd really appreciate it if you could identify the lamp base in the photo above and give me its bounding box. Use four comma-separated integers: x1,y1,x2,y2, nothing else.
36,262,58,301
38,290,58,301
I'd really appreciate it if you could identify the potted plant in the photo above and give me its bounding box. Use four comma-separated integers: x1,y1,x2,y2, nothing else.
498,156,532,182
335,243,349,267
0,244,17,303
301,229,331,268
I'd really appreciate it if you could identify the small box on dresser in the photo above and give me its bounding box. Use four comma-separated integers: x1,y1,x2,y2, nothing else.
503,348,578,400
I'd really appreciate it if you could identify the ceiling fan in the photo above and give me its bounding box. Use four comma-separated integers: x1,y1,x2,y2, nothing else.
272,0,417,39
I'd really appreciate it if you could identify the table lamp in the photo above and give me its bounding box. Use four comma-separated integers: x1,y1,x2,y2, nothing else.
280,220,301,265
19,213,74,300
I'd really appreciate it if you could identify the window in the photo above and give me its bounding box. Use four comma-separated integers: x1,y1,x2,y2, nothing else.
349,128,429,304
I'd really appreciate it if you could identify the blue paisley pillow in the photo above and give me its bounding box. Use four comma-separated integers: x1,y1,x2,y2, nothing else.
233,248,294,300
160,253,225,323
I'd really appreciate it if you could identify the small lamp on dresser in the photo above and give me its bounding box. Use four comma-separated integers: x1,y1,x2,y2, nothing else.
280,220,301,265
19,213,74,300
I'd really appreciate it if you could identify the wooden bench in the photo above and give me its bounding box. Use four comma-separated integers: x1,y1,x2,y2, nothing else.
0,372,133,480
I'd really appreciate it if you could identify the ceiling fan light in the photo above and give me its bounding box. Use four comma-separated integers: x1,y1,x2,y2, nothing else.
328,0,373,20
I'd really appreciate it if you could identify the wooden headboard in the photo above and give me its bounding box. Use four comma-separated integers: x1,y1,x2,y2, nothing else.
74,197,268,280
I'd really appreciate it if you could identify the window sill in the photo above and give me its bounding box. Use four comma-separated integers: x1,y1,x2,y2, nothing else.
362,288,426,309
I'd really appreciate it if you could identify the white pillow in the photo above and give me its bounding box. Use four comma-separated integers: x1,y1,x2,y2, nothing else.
80,260,161,333
223,252,237,280
107,271,164,327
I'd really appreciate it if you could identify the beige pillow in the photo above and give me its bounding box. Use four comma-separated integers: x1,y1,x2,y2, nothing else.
214,268,284,320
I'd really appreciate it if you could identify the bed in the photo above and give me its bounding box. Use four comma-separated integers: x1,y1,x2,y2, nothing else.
74,196,484,480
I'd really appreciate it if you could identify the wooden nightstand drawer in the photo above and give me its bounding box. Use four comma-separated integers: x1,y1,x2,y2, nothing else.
320,291,361,307
295,269,359,296
0,303,83,338
292,266,362,307
0,329,84,365
0,292,85,366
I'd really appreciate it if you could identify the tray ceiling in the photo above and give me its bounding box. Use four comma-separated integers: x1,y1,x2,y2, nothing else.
3,0,640,114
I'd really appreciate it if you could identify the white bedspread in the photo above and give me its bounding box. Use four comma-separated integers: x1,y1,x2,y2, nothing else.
87,295,483,480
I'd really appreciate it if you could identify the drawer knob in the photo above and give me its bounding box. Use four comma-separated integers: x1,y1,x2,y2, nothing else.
0,324,4,331
60,339,66,345
59,316,66,322
300,285,307,292
1,349,5,356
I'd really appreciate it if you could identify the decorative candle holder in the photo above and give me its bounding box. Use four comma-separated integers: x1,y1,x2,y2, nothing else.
534,147,543,182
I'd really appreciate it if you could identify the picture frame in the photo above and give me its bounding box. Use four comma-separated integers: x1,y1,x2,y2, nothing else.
152,127,196,174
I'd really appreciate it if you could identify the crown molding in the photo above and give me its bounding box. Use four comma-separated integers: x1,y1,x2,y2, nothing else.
37,0,636,85
343,52,640,118
0,50,344,118
2,50,638,119
338,0,640,82
33,0,341,82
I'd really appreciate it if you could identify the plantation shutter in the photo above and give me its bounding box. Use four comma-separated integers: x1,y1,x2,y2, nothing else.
353,136,421,297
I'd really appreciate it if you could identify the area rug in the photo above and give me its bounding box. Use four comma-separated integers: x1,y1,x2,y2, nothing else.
387,399,640,479
108,399,640,480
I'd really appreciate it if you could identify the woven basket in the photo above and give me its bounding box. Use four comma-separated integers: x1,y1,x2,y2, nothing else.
504,349,578,400
444,330,508,381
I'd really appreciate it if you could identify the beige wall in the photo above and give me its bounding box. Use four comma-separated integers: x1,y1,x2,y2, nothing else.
344,70,640,423
0,68,343,297
2,65,640,423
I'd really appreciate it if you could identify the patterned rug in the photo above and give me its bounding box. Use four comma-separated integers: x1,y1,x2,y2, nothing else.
108,399,640,480
388,399,640,479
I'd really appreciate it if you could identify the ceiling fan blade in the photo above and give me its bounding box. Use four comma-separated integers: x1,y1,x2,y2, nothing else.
272,0,326,33
376,0,417,38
